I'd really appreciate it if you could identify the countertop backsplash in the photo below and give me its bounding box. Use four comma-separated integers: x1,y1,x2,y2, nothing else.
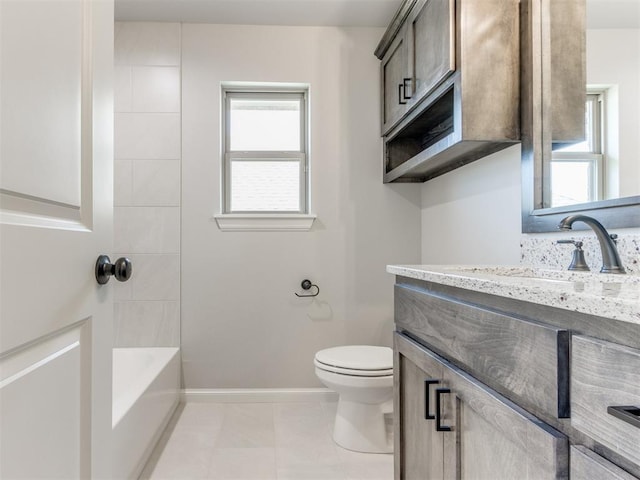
521,233,640,275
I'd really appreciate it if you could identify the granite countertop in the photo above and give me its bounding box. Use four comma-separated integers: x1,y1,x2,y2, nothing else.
387,265,640,325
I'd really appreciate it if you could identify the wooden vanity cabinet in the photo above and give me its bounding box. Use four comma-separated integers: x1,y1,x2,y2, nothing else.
392,275,640,480
380,0,454,135
375,0,520,183
395,333,568,480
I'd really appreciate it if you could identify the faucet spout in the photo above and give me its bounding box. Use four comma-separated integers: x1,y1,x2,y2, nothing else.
558,215,626,274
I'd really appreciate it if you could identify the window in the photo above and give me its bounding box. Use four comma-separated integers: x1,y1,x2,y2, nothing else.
550,92,605,207
221,86,309,215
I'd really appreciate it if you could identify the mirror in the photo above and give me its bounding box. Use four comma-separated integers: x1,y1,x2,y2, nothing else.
521,0,640,233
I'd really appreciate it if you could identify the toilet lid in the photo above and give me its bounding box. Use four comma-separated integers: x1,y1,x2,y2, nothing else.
315,345,393,372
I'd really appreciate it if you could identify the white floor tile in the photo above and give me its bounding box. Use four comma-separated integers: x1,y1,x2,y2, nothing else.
214,403,276,448
174,403,226,433
146,430,217,479
208,448,277,480
144,401,393,480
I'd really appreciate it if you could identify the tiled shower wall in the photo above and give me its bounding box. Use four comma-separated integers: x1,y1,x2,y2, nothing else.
113,23,181,347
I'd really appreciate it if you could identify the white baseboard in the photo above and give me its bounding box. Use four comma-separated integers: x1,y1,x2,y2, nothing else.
182,388,338,404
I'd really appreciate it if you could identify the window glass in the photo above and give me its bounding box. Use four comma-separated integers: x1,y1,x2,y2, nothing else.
550,92,603,207
551,161,592,207
230,160,300,212
229,98,301,151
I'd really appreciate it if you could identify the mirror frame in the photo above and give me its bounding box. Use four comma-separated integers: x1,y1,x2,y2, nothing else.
520,0,640,233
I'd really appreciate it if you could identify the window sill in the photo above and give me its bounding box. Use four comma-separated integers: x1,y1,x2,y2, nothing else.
213,213,317,232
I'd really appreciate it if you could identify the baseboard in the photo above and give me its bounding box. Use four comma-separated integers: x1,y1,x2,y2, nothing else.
182,388,338,403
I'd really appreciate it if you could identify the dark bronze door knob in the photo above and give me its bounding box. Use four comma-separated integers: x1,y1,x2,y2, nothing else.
95,255,132,285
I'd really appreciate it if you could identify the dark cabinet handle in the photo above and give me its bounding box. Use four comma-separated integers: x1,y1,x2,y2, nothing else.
424,380,439,420
436,388,452,432
402,78,412,99
608,406,640,429
398,84,407,105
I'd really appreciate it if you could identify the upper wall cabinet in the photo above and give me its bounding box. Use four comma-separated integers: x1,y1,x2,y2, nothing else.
375,0,520,183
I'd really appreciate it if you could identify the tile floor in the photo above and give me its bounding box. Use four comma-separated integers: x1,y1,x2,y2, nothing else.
140,402,393,480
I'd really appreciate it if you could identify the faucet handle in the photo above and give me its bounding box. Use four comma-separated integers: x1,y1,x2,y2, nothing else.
557,240,590,271
610,233,618,244
557,239,583,248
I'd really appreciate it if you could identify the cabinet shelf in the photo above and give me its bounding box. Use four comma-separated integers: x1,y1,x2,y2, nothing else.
383,75,518,183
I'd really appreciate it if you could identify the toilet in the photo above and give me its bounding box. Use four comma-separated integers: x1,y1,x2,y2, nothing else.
314,345,393,454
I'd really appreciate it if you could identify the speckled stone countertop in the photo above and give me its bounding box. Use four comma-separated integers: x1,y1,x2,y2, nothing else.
387,265,640,326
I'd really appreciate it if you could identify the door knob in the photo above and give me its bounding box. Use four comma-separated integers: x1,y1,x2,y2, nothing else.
95,255,132,285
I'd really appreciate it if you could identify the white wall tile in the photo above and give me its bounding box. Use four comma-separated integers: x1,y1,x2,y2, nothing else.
114,159,133,206
113,301,180,347
113,22,182,348
115,113,180,159
132,66,180,112
114,66,132,112
113,275,133,301
131,254,180,301
115,22,180,66
132,160,181,206
114,207,180,253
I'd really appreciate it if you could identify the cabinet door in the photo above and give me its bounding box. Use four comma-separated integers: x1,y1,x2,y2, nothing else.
395,334,445,480
396,332,569,480
571,446,639,480
407,0,455,107
381,31,409,135
442,363,569,480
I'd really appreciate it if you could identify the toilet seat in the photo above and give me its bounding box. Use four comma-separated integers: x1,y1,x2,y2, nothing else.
314,346,393,377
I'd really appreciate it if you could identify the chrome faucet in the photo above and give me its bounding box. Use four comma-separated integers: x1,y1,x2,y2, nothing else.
558,215,626,274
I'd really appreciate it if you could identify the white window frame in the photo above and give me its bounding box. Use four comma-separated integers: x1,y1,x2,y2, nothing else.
551,91,605,205
215,84,315,231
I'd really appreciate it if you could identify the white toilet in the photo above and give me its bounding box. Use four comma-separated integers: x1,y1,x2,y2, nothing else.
314,345,393,454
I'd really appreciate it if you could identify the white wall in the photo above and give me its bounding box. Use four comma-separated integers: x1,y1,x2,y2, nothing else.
181,25,422,388
421,145,522,265
113,22,182,347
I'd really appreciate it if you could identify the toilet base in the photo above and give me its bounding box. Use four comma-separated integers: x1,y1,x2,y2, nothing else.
332,399,393,454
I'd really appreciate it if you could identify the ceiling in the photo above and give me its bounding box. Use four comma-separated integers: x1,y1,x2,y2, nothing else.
114,0,403,27
114,0,640,29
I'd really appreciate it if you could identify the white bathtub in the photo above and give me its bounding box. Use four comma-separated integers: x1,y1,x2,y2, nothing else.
112,347,180,480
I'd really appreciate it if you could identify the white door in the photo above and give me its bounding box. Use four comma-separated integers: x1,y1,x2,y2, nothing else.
0,0,114,478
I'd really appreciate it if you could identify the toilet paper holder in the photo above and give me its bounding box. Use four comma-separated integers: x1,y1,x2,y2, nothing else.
295,279,320,297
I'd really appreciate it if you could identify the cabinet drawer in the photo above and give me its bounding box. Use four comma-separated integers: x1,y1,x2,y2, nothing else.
395,284,570,418
572,336,640,468
571,446,639,480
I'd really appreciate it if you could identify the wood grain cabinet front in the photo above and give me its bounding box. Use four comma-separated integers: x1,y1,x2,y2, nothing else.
381,31,410,135
391,274,640,479
571,446,640,480
375,0,520,183
571,335,640,469
394,283,570,419
395,333,569,480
